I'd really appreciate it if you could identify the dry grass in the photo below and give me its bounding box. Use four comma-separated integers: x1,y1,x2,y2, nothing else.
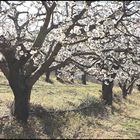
0,72,140,139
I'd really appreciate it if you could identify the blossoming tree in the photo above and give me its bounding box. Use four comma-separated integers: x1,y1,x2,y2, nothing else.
0,1,140,122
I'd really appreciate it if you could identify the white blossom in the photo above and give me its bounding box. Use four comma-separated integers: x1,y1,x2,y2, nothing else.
16,46,21,51
30,50,37,55
19,50,24,56
104,81,109,85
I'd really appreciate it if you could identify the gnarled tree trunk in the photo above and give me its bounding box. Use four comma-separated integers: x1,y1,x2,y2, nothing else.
11,87,31,123
119,77,136,99
102,79,113,105
102,73,116,105
8,68,32,123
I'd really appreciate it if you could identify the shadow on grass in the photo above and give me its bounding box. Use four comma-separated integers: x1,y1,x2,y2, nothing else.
2,95,124,139
75,95,124,118
29,97,122,139
75,99,109,118
30,104,67,139
2,119,37,139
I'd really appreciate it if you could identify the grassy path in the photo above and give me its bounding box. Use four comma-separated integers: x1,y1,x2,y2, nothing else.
96,92,140,139
0,72,140,139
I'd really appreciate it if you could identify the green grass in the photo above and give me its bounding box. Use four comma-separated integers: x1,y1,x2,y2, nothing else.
0,72,140,139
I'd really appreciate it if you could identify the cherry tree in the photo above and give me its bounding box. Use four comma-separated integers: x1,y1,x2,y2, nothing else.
0,0,140,123
0,1,89,122
48,1,140,105
66,1,140,104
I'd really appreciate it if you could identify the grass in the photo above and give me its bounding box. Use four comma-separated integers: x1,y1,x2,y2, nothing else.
0,72,140,139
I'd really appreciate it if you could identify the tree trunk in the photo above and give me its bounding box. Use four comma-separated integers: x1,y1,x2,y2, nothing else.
45,70,53,83
11,88,31,123
45,70,50,82
102,80,113,105
128,82,135,95
119,79,135,99
8,68,32,123
55,69,59,81
70,77,74,83
70,72,74,83
128,79,135,95
55,69,64,83
82,72,86,85
137,84,140,91
122,85,128,99
118,82,128,99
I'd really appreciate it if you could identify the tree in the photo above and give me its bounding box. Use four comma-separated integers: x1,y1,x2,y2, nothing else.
0,1,88,122
49,0,140,104
81,1,140,104
0,1,140,122
117,66,139,98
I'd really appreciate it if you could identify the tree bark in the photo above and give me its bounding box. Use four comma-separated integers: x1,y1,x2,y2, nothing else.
122,85,128,99
11,88,31,123
82,72,86,85
127,78,136,95
8,68,31,123
119,78,136,99
121,84,133,99
45,70,53,83
102,79,113,105
128,84,133,95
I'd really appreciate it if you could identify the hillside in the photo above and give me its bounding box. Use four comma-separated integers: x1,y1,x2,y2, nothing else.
0,72,140,139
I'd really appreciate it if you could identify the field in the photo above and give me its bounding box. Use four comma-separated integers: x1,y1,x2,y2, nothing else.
0,72,140,139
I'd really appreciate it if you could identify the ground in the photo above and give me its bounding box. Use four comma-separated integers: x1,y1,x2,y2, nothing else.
0,72,140,139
